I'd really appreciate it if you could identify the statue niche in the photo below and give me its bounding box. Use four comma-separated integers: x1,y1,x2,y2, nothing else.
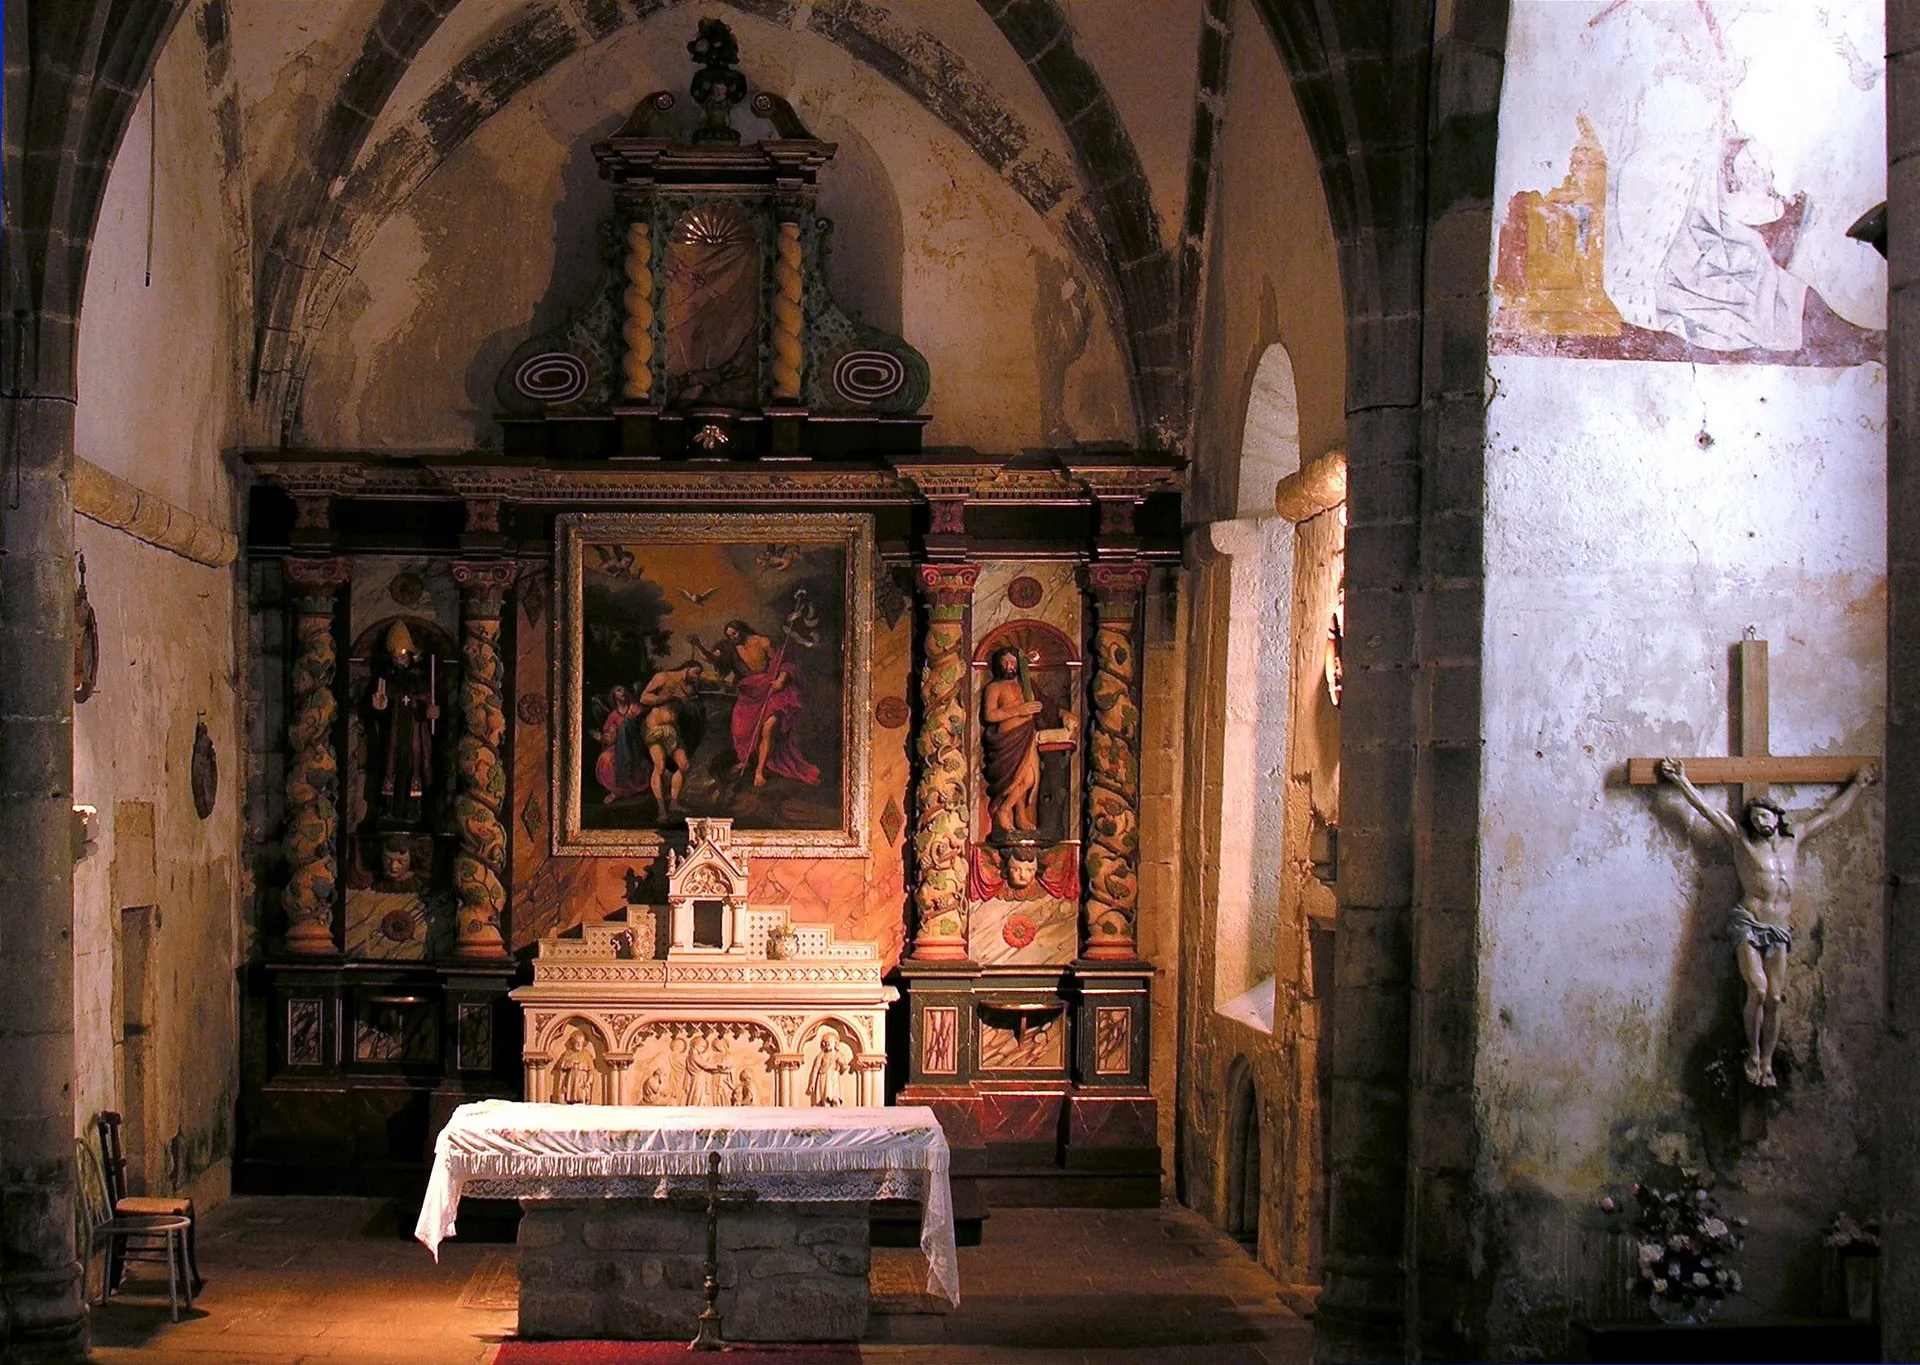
976,622,1080,845
550,1021,611,1105
665,204,762,408
349,615,456,831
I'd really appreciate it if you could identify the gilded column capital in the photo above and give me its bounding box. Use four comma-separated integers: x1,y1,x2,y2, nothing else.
283,556,351,612
914,562,980,608
1085,561,1150,608
453,559,521,615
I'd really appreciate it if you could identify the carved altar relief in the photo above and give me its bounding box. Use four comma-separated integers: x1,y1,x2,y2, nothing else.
628,1021,776,1107
514,819,894,1105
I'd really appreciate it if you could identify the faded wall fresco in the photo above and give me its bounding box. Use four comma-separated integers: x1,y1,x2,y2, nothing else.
1492,1,1885,366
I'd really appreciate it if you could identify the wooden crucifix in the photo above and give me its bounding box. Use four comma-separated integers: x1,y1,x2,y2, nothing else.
1626,631,1875,806
1628,630,1877,1111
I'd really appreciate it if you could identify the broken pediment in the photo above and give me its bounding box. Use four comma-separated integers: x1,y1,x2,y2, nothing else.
495,18,930,461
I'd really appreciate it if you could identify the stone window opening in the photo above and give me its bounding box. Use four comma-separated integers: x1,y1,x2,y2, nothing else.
1211,344,1301,1020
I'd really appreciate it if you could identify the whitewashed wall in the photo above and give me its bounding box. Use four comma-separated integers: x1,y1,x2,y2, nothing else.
72,25,246,1205
1478,0,1886,1336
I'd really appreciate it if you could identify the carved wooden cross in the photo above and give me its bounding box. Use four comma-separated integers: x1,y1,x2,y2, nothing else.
1626,633,1875,806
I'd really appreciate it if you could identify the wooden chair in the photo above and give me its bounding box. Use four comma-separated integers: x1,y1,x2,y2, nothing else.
74,1140,194,1322
95,1111,202,1293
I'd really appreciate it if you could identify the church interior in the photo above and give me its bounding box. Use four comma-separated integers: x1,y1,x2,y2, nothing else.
4,0,1919,1360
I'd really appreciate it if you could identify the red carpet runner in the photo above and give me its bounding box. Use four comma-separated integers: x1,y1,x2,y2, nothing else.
493,1344,860,1364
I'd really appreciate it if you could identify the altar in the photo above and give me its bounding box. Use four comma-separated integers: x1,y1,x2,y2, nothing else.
416,1100,957,1342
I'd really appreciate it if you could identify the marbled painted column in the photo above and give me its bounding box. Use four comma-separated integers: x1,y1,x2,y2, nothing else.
908,564,979,962
620,220,655,402
453,561,518,960
1082,563,1150,961
770,211,805,402
282,558,351,955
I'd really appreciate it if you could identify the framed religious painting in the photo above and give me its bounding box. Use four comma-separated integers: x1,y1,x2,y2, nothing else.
554,512,873,857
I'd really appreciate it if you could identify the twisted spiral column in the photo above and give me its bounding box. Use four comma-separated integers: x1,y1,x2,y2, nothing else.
1082,563,1149,961
621,221,655,401
453,561,519,960
282,558,351,955
771,217,805,401
908,563,979,962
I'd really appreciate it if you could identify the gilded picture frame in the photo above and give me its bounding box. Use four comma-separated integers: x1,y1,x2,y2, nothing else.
554,511,872,857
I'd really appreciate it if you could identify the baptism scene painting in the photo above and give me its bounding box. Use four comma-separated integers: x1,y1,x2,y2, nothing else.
556,512,872,855
1491,0,1886,366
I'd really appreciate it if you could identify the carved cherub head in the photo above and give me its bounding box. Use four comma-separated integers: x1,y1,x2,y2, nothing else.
378,837,416,888
1002,844,1039,891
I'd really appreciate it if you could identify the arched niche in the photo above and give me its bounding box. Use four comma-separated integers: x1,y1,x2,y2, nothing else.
1224,1056,1263,1252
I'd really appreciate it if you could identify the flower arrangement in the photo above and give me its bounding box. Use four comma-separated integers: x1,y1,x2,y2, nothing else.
1825,1212,1880,1254
1602,1167,1746,1309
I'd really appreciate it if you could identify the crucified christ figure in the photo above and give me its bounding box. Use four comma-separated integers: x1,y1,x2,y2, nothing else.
1657,757,1875,1088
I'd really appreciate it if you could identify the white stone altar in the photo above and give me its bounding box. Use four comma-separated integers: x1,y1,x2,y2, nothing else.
511,819,897,1109
414,1098,960,1340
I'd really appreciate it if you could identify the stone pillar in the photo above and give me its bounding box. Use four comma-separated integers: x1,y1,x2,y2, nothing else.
452,561,518,960
282,558,351,955
1883,7,1920,1356
908,563,979,962
772,1055,803,1105
1082,562,1150,961
854,1055,887,1105
0,356,87,1359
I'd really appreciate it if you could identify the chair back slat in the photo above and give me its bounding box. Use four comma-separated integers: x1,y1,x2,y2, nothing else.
73,1140,111,1234
96,1111,129,1206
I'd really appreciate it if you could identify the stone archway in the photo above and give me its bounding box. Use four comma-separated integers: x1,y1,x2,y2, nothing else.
1240,0,1514,1357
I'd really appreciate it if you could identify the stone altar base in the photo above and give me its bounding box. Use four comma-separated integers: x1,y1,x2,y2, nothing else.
517,1199,872,1342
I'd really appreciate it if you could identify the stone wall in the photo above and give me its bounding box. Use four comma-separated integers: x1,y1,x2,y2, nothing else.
517,1198,871,1343
71,9,246,1210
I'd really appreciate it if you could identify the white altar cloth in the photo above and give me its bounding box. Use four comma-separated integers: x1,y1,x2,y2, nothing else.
416,1100,959,1304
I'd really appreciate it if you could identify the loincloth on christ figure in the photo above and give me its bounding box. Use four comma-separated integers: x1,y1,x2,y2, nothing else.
1727,904,1794,955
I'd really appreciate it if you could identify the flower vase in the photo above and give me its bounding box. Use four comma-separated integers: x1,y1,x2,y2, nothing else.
1842,1253,1878,1321
1648,1294,1719,1327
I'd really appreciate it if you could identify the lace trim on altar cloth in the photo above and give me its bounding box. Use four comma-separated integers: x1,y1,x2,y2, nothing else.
413,1101,959,1306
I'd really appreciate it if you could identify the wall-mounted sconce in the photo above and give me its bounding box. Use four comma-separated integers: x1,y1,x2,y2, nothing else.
1309,815,1338,888
71,804,99,862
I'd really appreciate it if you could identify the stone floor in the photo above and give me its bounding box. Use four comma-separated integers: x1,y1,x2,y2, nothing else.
89,1197,1310,1364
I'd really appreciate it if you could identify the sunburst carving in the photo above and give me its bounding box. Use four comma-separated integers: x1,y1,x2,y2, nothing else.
672,205,754,246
